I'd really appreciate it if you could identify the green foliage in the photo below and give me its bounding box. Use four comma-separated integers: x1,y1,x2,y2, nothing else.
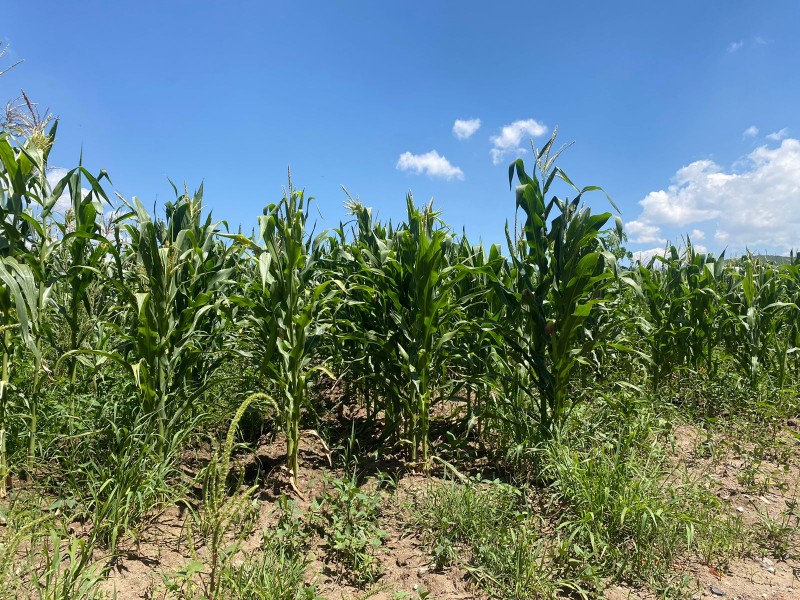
333,195,479,465
99,186,233,456
543,430,692,585
182,393,268,599
410,476,560,598
0,505,108,600
3,113,800,599
230,178,337,487
500,131,619,441
310,472,388,585
218,532,321,600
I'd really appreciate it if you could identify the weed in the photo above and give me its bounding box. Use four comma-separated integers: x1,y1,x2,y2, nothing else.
310,471,388,586
410,476,560,598
754,498,799,560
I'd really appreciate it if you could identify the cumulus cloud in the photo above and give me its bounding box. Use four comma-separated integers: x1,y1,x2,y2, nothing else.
625,220,665,244
767,128,788,141
727,40,744,53
743,126,759,138
632,243,709,265
396,150,464,180
631,247,668,265
452,118,481,140
46,167,76,213
628,138,800,253
490,119,548,165
690,229,706,241
44,167,104,215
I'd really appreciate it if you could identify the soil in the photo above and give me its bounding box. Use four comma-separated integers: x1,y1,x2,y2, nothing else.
100,431,486,600
84,418,800,599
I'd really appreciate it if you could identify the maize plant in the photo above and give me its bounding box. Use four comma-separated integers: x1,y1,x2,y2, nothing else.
386,197,472,465
0,258,39,496
338,196,478,466
682,240,726,376
776,257,800,387
635,246,691,392
322,201,385,419
48,163,114,388
500,131,618,441
70,186,233,457
722,256,786,388
231,180,338,489
449,237,506,433
0,128,49,494
14,213,57,468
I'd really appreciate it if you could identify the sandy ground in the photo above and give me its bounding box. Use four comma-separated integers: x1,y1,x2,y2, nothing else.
90,417,800,599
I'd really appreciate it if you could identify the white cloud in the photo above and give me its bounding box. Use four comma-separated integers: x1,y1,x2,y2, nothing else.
625,220,665,244
452,118,481,140
396,150,464,180
727,41,744,53
631,243,708,265
46,167,75,213
754,36,768,46
690,228,706,241
767,128,788,141
629,138,800,253
45,167,101,215
743,126,759,138
632,247,667,265
490,119,548,165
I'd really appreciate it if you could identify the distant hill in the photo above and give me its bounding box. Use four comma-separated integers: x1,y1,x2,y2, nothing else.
749,254,795,265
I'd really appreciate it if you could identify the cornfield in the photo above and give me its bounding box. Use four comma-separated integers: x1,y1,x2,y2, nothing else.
1,122,799,599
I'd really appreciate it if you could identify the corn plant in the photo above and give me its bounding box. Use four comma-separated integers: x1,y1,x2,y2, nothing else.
337,197,477,465
0,257,39,496
722,256,787,387
682,241,726,376
48,163,114,388
635,246,691,392
500,132,618,441
69,186,233,457
450,237,506,432
231,179,337,489
330,199,396,423
776,257,800,387
0,128,49,494
11,214,56,469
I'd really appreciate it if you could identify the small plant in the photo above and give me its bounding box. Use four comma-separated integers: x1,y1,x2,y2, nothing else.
310,471,388,586
165,530,320,600
754,498,799,560
30,531,109,600
542,407,696,592
272,494,312,556
393,589,430,600
218,531,321,600
176,393,272,599
410,476,559,598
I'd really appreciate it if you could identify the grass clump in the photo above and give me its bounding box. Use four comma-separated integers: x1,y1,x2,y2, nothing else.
410,476,560,599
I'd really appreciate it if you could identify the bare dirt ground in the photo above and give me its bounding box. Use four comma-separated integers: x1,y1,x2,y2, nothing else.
102,432,484,600
97,418,799,600
608,422,800,600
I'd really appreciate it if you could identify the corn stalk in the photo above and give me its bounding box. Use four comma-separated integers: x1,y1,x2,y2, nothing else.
231,179,337,489
500,132,618,442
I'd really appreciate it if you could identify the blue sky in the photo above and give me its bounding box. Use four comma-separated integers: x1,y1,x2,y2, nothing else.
2,1,799,258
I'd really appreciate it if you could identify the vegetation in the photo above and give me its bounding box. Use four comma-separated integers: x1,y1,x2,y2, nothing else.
0,86,798,599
